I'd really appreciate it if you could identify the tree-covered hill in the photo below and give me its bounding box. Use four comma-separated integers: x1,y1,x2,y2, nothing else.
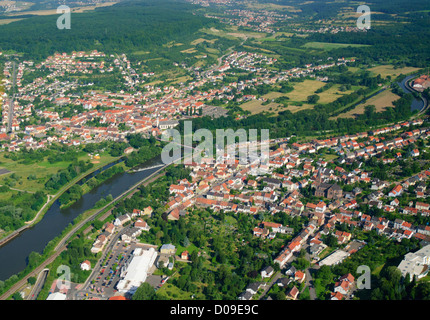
0,0,215,61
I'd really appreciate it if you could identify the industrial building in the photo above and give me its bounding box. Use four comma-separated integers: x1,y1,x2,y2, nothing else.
116,247,158,295
398,245,430,280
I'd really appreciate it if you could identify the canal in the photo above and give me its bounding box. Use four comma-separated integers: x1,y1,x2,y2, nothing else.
0,155,164,281
397,74,425,112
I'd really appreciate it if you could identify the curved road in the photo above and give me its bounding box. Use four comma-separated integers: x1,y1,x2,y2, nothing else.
0,246,66,300
27,269,49,300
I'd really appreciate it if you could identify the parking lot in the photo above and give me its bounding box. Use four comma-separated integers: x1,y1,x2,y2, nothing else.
81,240,165,299
89,241,134,297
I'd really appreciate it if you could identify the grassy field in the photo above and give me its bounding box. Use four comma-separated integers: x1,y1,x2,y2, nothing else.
286,79,325,101
241,99,283,115
241,98,315,115
163,41,184,48
175,243,199,256
334,89,400,119
201,26,266,40
302,42,370,50
245,2,301,12
190,38,217,45
168,75,191,85
322,154,339,162
316,84,358,104
0,18,24,25
180,48,197,54
368,65,421,78
157,278,193,299
347,66,362,73
241,80,356,115
0,150,117,193
261,32,295,41
5,1,118,17
284,103,315,113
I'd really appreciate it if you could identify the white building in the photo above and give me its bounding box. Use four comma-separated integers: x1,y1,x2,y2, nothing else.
397,245,430,280
116,247,158,295
318,250,350,267
46,292,67,300
80,260,91,271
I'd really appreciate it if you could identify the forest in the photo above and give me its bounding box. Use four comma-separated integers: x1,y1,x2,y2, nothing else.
178,90,415,141
0,0,216,61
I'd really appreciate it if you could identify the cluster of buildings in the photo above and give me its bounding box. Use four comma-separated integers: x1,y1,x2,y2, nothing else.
412,74,430,92
294,25,368,34
91,207,153,254
331,273,355,300
206,8,289,33
0,47,357,152
161,119,430,241
291,119,426,160
149,117,430,300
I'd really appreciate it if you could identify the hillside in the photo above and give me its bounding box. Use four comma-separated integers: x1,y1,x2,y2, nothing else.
0,0,214,60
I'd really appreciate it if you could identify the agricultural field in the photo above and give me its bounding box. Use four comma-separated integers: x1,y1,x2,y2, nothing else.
315,84,358,104
0,18,24,25
285,79,325,102
334,89,401,119
302,42,371,50
244,2,301,12
190,38,218,45
201,26,267,40
368,65,421,79
242,80,362,115
241,97,314,115
163,41,184,48
180,48,197,54
3,1,118,16
241,99,283,115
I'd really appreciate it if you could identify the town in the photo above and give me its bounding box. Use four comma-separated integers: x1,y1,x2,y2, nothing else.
29,116,430,300
0,0,430,304
0,49,355,150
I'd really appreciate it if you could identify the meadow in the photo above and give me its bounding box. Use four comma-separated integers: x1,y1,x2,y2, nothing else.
334,89,401,119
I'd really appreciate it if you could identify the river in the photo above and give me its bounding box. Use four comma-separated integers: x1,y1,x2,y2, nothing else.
0,74,421,282
0,155,164,281
397,74,424,112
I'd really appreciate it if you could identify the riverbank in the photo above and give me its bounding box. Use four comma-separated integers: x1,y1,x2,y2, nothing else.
58,161,127,210
404,75,429,116
0,158,169,300
0,156,123,247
